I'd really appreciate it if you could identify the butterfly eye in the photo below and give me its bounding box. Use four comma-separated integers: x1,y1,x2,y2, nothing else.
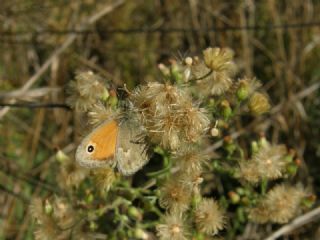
87,145,94,153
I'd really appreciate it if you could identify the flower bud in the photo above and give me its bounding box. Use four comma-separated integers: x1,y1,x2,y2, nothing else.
236,81,249,101
251,141,259,154
287,163,298,176
44,199,53,215
220,100,232,120
248,92,270,115
211,127,219,137
158,63,170,76
223,136,236,155
56,150,69,163
100,88,110,102
128,206,143,221
302,195,316,208
89,221,98,231
184,57,193,66
108,90,118,107
228,191,240,204
134,228,149,239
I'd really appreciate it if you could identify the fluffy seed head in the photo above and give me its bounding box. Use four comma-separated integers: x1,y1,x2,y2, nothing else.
52,197,76,228
173,147,208,174
30,197,80,240
156,214,189,240
58,157,88,188
249,184,307,223
194,198,226,235
129,82,209,150
203,47,235,72
239,144,288,183
191,63,233,96
159,176,192,213
66,71,107,112
87,103,118,127
93,167,116,194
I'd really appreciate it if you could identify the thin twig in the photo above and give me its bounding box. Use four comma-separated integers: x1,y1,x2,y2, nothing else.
265,206,320,240
0,87,60,100
0,102,71,110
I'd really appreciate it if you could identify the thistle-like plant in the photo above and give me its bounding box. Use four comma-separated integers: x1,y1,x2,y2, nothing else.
30,47,315,240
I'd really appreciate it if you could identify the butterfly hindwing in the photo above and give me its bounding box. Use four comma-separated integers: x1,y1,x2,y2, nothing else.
116,121,149,175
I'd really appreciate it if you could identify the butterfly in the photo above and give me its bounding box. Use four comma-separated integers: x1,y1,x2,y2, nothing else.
76,119,149,175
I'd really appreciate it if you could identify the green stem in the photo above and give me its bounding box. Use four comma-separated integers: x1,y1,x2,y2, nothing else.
261,178,268,195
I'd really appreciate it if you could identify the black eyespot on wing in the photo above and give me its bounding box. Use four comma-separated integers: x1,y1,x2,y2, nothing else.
87,145,94,153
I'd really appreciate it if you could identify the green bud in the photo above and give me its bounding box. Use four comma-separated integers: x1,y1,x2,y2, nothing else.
134,228,148,239
241,196,250,206
44,200,53,215
108,95,118,107
208,98,215,111
236,84,249,101
283,154,294,163
228,191,240,204
120,215,129,223
259,136,269,148
56,150,69,163
128,207,142,221
101,88,110,102
223,136,236,155
251,141,259,154
171,64,183,83
236,187,245,196
301,196,315,208
287,163,298,176
89,221,98,231
221,100,232,120
86,193,94,203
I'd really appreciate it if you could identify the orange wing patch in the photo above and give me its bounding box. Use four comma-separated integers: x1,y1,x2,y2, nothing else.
90,120,118,161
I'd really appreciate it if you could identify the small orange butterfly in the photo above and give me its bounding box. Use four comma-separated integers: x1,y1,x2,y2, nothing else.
76,119,149,175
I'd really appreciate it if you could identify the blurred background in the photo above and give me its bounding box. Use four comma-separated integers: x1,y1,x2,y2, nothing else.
0,0,319,239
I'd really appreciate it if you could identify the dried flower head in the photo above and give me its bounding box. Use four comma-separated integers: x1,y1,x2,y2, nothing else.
248,92,270,115
249,184,307,223
239,144,288,183
87,102,118,127
156,213,189,240
173,146,208,174
191,63,233,96
239,77,261,95
52,196,77,228
30,197,82,240
129,82,209,150
30,198,46,222
203,47,235,72
58,157,88,188
66,71,108,112
93,167,116,194
30,198,58,240
159,176,192,213
195,198,226,235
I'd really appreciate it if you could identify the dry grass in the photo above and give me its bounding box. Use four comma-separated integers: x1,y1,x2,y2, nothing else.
0,0,320,239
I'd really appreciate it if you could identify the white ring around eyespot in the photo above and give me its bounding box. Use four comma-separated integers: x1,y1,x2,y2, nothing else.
86,142,96,154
